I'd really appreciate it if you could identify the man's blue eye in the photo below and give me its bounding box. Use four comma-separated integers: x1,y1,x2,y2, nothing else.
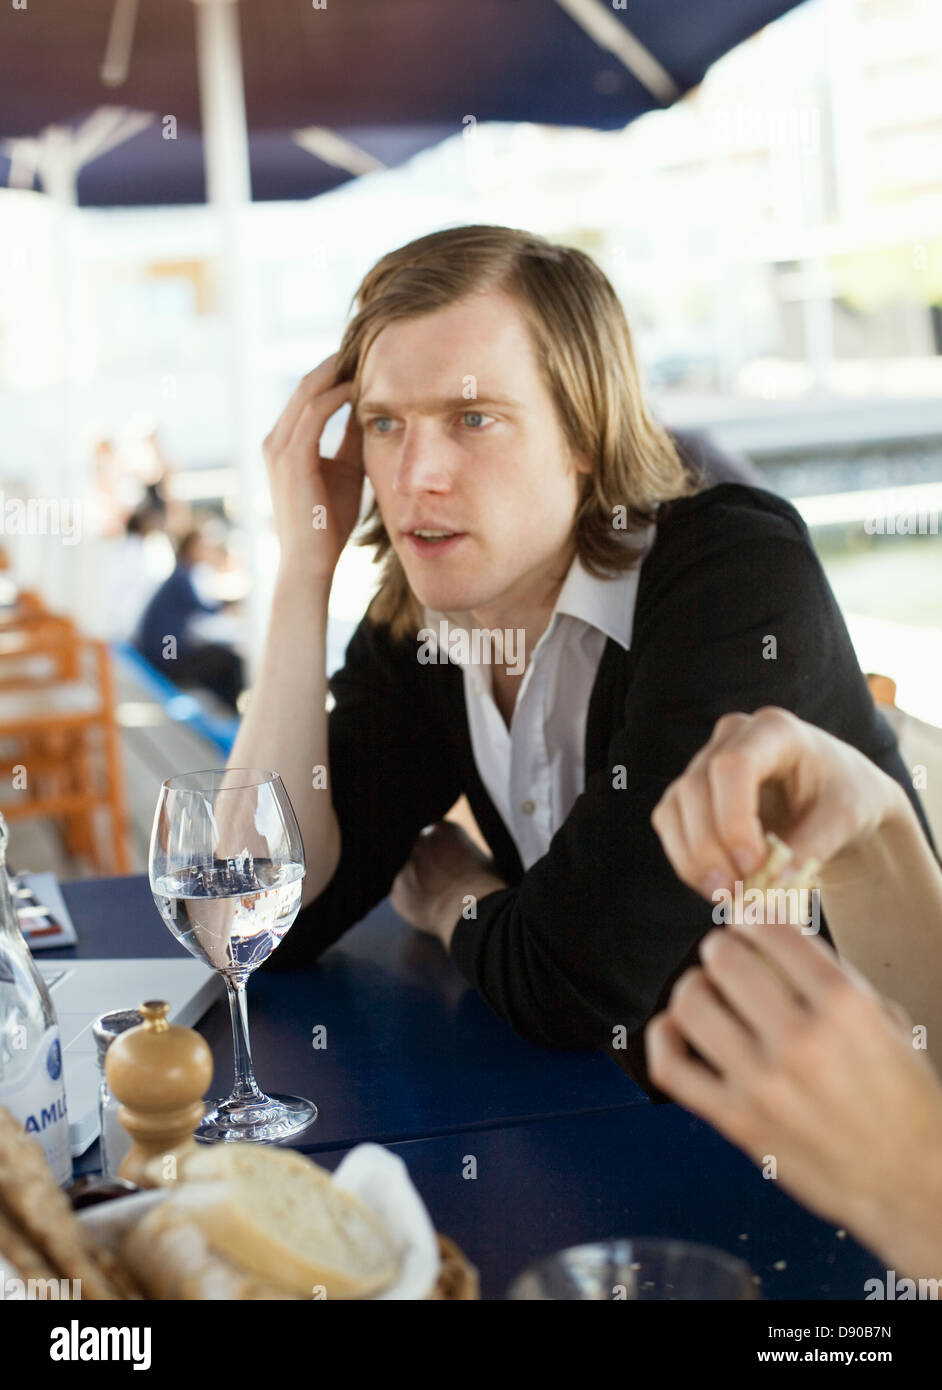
372,417,393,433
463,412,486,428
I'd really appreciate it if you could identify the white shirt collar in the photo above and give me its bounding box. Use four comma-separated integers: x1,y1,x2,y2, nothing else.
551,526,654,652
422,523,656,662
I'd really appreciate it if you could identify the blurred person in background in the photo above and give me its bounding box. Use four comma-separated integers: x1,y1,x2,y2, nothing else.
99,502,175,643
85,427,197,642
91,437,130,539
133,525,244,711
646,707,942,1284
94,425,192,538
85,436,173,642
137,427,192,542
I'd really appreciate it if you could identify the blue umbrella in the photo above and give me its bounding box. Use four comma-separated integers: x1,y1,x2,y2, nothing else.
0,0,807,205
0,0,807,650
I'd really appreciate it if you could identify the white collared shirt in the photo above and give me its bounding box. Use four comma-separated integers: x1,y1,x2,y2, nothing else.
423,527,655,870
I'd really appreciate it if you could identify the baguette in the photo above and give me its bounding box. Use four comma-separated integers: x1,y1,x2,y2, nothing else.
0,1204,61,1287
0,1104,124,1299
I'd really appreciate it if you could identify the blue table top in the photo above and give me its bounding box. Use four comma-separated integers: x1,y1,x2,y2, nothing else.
60,875,644,1167
313,1105,884,1301
55,877,884,1302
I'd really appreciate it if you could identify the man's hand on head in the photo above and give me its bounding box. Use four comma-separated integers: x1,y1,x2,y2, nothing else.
389,821,508,950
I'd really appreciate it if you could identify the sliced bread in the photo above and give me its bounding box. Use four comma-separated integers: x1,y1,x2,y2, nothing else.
137,1145,399,1299
120,1188,299,1300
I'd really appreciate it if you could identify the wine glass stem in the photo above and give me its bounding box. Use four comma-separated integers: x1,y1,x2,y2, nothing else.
225,976,265,1103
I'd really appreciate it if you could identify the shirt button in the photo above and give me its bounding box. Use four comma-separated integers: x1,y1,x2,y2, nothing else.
520,799,536,815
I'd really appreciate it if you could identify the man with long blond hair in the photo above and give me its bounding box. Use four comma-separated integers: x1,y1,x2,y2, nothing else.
232,225,928,1087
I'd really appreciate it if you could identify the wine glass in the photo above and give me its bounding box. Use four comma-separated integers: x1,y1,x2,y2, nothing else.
148,768,317,1143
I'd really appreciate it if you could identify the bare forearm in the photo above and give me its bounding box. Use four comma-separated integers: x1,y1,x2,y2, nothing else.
855,1136,942,1284
228,569,340,906
821,791,942,1069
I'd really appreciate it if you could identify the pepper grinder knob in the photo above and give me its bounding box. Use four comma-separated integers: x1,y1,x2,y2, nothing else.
105,999,213,1189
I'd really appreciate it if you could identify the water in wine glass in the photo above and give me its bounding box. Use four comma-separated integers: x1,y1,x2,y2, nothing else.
152,852,303,978
149,769,316,1142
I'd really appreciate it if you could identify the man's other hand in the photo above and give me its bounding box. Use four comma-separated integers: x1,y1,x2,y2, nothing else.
390,821,507,948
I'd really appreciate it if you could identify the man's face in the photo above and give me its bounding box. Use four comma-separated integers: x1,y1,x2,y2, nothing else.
355,288,588,619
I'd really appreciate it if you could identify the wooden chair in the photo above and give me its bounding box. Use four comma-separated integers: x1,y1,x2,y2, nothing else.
0,622,131,874
0,614,80,684
0,588,51,630
866,673,897,708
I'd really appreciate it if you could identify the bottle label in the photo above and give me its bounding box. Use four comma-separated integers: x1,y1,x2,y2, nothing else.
0,1026,72,1186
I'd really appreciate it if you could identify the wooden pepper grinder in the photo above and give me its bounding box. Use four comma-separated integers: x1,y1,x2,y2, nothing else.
105,1000,213,1189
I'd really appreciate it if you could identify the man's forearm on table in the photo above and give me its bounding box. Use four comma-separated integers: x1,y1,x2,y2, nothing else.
447,882,660,1053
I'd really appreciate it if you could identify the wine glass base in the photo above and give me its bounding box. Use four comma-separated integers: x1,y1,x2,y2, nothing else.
196,1092,317,1144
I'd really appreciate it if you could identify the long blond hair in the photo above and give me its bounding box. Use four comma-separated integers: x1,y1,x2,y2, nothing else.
334,225,697,640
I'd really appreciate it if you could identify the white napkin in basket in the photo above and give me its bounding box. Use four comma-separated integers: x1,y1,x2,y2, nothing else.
331,1143,441,1300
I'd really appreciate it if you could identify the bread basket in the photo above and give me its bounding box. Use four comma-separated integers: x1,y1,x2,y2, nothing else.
77,1187,479,1300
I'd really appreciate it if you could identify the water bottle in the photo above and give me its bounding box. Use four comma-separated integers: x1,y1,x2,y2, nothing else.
0,814,71,1185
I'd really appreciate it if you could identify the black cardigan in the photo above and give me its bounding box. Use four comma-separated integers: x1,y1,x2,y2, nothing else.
264,484,932,1092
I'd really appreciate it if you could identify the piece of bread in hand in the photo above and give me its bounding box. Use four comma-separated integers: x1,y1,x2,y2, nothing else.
744,831,821,899
734,833,823,997
126,1145,400,1299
